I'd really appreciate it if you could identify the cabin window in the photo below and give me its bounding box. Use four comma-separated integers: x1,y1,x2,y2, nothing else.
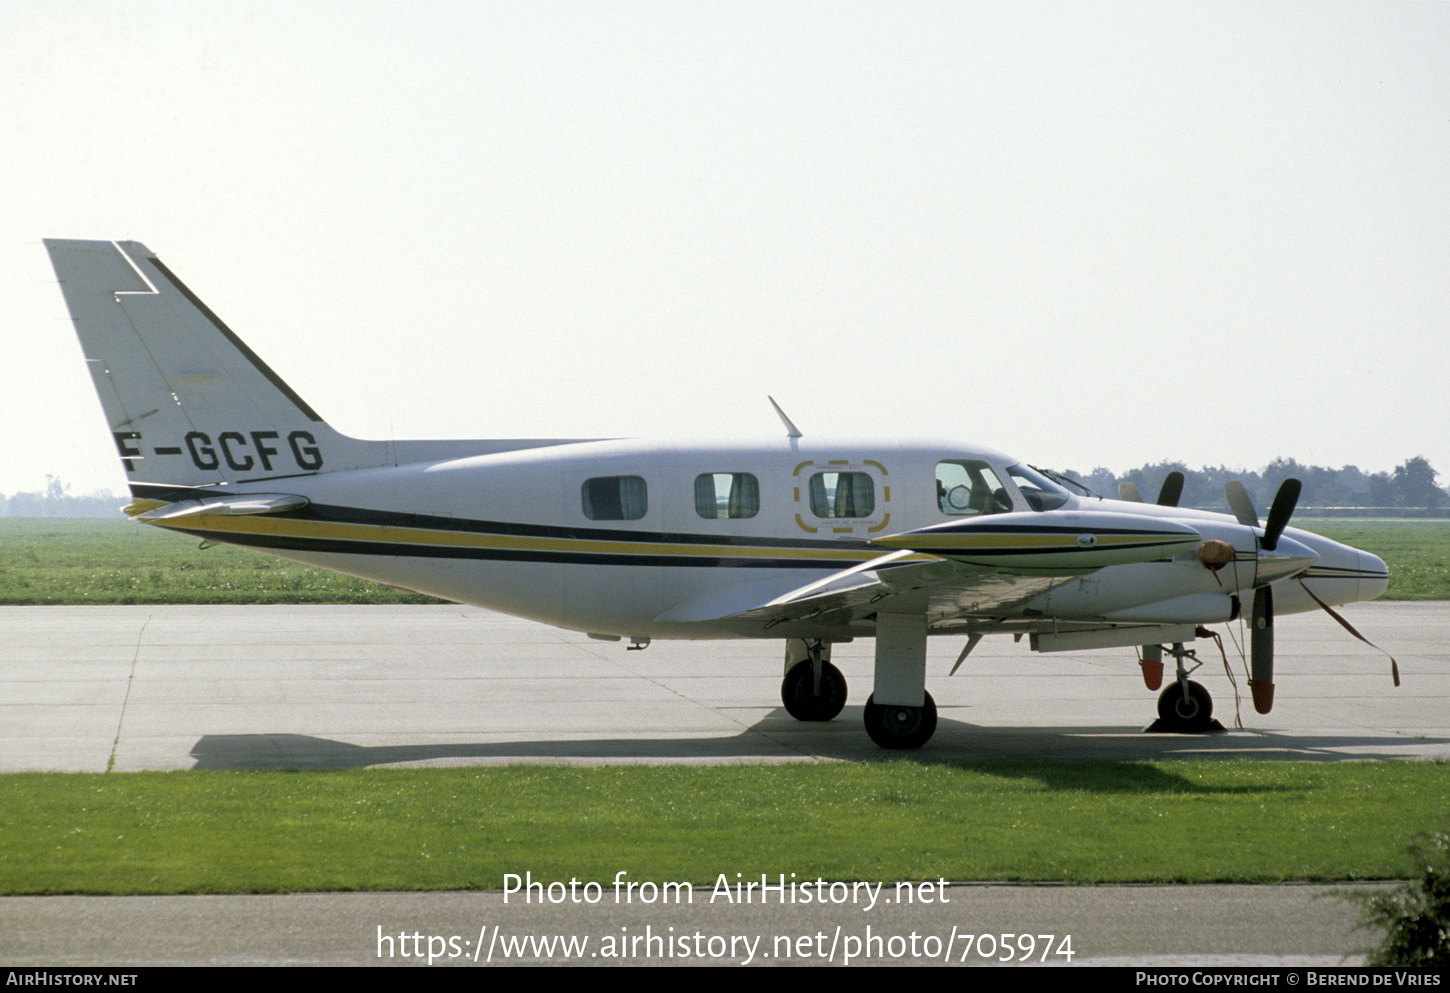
695,473,760,519
936,460,1011,516
809,471,875,518
582,475,647,520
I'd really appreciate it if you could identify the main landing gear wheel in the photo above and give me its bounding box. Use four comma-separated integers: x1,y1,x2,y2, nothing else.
781,660,848,721
1156,680,1213,732
863,692,937,749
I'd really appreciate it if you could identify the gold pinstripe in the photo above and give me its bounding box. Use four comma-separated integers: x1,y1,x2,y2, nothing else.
876,531,1193,551
148,511,930,564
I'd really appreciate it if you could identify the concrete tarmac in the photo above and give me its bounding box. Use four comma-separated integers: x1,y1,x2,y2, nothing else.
1,601,1445,966
1,602,1444,771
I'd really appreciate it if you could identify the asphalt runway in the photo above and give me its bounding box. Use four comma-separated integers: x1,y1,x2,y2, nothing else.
1,601,1444,966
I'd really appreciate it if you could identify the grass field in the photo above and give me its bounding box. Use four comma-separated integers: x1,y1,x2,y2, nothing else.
2,761,1446,894
2,517,1444,898
0,518,439,605
1297,518,1450,600
1,516,1447,604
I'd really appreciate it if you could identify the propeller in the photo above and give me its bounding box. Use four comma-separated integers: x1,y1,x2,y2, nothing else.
1156,471,1185,507
1251,586,1274,713
1120,471,1184,505
1222,478,1304,714
1262,478,1301,551
1224,480,1259,528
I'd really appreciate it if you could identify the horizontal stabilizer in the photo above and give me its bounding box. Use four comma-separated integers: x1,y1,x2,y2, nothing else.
131,492,310,522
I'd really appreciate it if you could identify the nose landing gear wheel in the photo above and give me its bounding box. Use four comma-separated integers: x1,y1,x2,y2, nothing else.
781,659,848,721
863,692,937,749
1156,680,1213,732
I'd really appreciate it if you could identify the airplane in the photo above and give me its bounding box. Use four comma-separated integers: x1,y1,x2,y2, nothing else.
43,239,1392,749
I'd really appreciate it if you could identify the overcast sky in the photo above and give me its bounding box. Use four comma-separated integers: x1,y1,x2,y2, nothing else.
6,0,1447,498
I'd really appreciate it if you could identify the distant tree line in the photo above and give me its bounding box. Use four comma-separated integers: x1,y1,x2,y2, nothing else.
1055,456,1448,512
0,476,124,518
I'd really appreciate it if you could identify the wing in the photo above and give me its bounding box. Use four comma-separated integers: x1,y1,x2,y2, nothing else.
655,551,1075,633
655,509,1205,635
738,553,1073,631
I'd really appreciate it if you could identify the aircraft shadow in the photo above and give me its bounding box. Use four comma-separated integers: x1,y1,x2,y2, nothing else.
186,709,1446,770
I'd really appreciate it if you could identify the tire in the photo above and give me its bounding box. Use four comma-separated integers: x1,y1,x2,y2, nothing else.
781,660,847,721
1156,680,1213,732
863,691,937,749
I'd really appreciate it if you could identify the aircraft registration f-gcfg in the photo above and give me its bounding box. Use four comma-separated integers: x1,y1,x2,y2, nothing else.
45,239,1391,748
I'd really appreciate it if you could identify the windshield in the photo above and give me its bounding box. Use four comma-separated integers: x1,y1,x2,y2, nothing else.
1029,465,1099,498
1006,463,1072,512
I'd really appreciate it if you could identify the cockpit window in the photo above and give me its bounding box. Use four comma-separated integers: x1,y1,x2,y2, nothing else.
935,460,1012,516
1006,463,1072,512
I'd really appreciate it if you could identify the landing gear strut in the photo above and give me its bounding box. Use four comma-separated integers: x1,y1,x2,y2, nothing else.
866,611,936,749
1149,642,1221,733
781,640,847,721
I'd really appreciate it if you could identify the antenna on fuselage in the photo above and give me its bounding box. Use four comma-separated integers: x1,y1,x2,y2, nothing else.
768,396,803,439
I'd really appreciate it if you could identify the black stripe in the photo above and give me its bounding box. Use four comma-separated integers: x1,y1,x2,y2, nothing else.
1304,568,1389,579
127,483,875,552
932,540,1187,558
302,502,869,550
168,528,858,569
928,523,1190,537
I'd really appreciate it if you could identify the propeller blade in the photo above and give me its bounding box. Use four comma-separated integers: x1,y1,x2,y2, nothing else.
1262,478,1302,552
1224,480,1259,529
1119,481,1143,502
1250,586,1275,713
1156,471,1185,507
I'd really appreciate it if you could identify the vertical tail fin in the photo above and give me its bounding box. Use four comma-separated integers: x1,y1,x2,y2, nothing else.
46,239,385,487
48,239,598,491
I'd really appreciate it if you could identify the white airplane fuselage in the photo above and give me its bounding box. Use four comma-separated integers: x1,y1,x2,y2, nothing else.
45,238,1392,748
129,435,1386,643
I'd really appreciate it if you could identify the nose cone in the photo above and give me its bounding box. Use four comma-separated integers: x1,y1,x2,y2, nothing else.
1358,549,1390,601
1289,530,1390,608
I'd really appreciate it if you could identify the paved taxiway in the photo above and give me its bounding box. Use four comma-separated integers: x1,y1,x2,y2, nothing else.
2,601,1445,966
